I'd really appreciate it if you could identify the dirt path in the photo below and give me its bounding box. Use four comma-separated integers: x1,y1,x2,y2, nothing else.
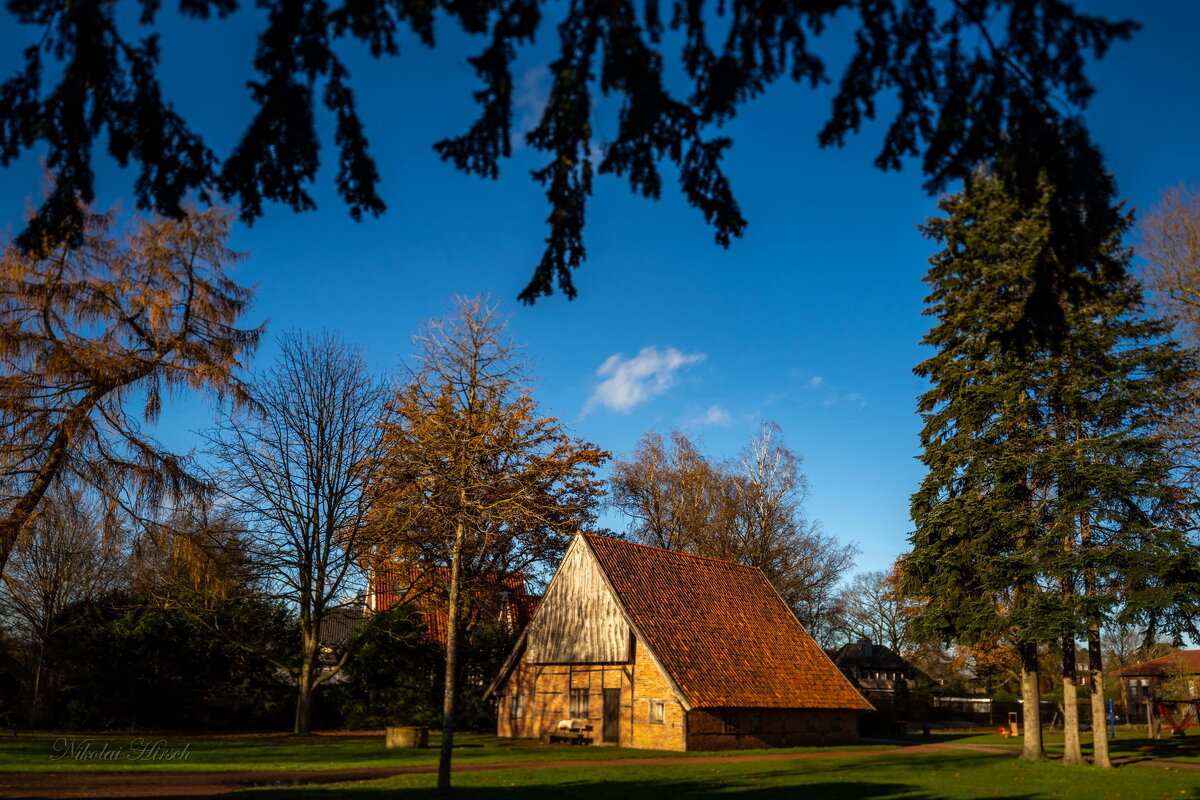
0,741,1149,799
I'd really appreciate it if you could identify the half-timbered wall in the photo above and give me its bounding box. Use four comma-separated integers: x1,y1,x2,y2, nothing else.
496,637,687,750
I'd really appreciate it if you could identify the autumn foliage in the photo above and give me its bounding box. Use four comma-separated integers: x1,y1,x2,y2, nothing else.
0,207,260,575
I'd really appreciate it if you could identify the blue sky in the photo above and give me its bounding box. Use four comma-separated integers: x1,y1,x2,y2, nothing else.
2,1,1198,576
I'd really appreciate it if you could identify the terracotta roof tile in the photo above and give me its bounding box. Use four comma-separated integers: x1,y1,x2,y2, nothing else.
1114,650,1200,678
372,565,536,647
584,534,871,711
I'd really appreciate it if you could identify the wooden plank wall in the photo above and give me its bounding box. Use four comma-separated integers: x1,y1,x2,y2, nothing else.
524,538,630,664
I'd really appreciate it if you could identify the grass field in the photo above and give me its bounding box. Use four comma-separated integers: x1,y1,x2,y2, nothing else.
2,729,1198,799
923,729,1200,764
0,731,894,773
219,749,1200,800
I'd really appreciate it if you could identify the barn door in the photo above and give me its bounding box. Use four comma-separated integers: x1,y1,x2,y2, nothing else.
602,689,620,743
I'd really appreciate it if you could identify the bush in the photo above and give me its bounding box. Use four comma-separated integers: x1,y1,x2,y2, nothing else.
51,592,293,729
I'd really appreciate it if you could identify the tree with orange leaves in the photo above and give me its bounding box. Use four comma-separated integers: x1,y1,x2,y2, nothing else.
0,207,260,577
364,296,606,793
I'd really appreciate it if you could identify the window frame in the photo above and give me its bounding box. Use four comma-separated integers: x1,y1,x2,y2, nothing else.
569,687,589,718
648,700,665,725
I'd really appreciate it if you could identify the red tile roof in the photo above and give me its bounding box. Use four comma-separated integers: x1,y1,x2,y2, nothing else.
583,534,871,711
1114,650,1200,678
371,565,537,646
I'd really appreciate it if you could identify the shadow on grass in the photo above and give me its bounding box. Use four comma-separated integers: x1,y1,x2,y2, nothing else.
1111,734,1200,763
224,778,1035,800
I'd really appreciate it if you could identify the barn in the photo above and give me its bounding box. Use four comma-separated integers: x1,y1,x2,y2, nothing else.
487,533,872,750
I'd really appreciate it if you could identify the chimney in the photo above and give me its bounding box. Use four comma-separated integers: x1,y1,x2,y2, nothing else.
857,638,873,659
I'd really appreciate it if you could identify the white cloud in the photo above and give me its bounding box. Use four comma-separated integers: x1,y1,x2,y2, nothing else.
805,374,866,409
702,405,732,426
585,346,706,414
514,65,550,141
684,404,732,427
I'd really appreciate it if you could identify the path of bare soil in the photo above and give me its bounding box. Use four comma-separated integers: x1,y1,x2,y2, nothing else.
0,741,1189,800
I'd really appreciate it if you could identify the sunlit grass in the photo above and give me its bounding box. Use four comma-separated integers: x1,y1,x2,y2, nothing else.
0,731,895,773
224,750,1200,799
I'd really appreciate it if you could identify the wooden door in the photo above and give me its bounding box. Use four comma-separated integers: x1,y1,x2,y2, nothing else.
602,688,620,743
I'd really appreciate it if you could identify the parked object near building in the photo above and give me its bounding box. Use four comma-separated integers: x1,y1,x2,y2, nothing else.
487,534,872,751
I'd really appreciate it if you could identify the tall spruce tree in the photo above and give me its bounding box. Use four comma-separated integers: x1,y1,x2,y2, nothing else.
905,169,1198,767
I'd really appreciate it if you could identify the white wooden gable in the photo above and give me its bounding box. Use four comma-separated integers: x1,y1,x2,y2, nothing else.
523,535,631,663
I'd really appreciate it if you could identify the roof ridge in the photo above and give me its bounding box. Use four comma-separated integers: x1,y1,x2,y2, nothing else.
1115,649,1200,674
582,532,763,571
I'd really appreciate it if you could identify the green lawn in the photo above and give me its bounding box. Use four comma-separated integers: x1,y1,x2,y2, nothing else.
921,728,1200,764
0,732,894,773
223,750,1200,799
3,731,1198,798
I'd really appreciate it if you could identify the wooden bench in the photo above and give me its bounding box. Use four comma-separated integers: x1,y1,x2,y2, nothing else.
542,720,594,745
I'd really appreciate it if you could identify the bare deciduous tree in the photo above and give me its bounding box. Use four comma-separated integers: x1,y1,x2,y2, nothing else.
1141,185,1200,341
610,430,731,551
0,483,123,724
612,422,856,635
207,331,386,735
0,207,260,576
365,296,606,794
835,565,912,653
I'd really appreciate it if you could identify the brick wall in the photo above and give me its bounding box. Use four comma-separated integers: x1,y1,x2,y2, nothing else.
627,639,686,750
685,708,860,750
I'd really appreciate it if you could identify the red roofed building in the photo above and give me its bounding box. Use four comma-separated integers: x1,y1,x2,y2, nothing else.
1113,650,1200,721
487,534,872,750
367,564,538,646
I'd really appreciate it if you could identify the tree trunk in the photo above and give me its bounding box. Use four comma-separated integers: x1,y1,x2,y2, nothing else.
1086,624,1111,767
294,632,317,735
28,640,46,727
437,522,464,794
1019,642,1045,760
0,389,108,577
1079,512,1111,767
1061,635,1084,765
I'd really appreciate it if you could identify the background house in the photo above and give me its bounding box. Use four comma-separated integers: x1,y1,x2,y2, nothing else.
828,638,931,707
489,534,872,751
1114,650,1200,722
366,563,538,644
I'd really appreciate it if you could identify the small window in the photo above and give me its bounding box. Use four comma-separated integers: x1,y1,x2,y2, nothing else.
569,688,589,718
724,712,739,734
649,700,665,725
805,714,817,732
510,693,525,719
749,713,762,734
831,715,843,731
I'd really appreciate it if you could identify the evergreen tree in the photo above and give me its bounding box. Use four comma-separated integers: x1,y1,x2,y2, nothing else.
905,169,1198,767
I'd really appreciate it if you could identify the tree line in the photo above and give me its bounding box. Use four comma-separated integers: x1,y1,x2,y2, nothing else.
0,216,860,789
5,181,1200,783
902,175,1200,768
